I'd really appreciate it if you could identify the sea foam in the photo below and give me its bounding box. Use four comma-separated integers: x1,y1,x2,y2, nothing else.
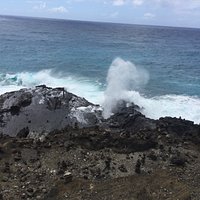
0,70,104,104
102,58,200,124
102,57,149,118
0,59,200,124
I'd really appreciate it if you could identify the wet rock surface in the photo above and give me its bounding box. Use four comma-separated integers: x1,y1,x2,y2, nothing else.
0,86,200,200
0,86,101,136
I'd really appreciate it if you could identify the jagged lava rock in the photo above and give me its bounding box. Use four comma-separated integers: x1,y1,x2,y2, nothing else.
103,100,156,132
0,85,102,136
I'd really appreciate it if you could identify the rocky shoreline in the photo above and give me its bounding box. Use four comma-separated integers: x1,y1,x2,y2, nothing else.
0,86,200,200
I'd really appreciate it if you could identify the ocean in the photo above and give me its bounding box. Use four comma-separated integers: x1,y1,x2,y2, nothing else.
0,15,200,123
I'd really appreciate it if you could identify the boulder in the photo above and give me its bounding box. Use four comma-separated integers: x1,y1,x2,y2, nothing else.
103,102,156,133
0,86,101,136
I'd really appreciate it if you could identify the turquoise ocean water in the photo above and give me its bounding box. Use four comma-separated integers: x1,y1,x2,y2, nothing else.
0,15,200,123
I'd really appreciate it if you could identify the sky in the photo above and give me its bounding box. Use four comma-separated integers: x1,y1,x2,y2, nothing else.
0,0,200,28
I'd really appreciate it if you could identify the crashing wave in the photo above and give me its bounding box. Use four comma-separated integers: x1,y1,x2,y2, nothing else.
0,58,200,124
0,70,104,104
102,58,200,124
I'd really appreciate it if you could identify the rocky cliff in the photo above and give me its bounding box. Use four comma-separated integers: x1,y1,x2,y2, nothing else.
0,85,102,137
0,86,200,200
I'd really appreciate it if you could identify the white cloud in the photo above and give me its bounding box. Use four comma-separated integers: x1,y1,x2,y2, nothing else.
113,0,125,6
144,12,155,19
111,0,200,11
132,0,143,6
28,1,46,10
28,1,68,14
153,0,200,10
49,6,68,13
110,11,119,18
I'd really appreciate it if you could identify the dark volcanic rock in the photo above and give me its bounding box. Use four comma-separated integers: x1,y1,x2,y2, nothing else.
0,192,3,200
70,128,157,153
170,154,187,167
135,159,141,174
0,87,200,200
17,127,29,138
104,103,156,133
0,86,102,136
157,117,200,144
93,102,158,153
118,164,128,173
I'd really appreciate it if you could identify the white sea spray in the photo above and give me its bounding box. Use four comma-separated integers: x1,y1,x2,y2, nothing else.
102,57,149,118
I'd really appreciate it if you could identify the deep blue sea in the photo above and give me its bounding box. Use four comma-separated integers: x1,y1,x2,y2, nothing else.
0,15,200,123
